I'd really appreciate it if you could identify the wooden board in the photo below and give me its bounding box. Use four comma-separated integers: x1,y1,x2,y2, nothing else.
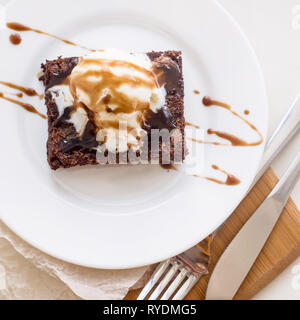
126,168,300,300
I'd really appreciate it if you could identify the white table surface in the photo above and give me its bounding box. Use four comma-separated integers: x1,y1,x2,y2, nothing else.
0,0,299,300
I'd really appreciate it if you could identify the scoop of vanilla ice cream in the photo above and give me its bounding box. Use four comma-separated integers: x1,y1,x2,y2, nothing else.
68,49,166,153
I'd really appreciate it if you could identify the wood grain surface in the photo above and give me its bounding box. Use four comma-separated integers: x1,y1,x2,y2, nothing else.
125,168,300,300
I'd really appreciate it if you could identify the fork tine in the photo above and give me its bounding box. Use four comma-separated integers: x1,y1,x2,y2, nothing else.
137,260,170,300
172,274,198,300
148,263,179,300
160,268,188,300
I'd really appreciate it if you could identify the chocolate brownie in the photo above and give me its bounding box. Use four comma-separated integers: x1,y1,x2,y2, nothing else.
40,51,186,170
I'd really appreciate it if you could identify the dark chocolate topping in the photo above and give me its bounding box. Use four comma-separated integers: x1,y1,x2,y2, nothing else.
153,55,181,94
143,106,177,132
51,106,74,128
61,121,98,152
51,104,98,153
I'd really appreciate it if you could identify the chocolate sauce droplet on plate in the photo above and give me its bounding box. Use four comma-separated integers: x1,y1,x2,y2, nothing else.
202,96,213,106
6,22,96,52
9,33,22,45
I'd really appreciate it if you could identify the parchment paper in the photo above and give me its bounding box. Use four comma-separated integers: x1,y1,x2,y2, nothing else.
0,221,149,300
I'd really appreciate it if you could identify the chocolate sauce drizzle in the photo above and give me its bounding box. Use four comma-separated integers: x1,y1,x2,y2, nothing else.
186,137,223,146
0,81,42,98
185,122,200,129
207,129,249,146
0,81,45,119
6,22,96,52
193,165,240,186
202,96,263,146
3,92,23,98
186,97,261,147
0,92,46,119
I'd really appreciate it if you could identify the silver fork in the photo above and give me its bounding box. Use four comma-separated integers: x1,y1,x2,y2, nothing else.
137,240,211,300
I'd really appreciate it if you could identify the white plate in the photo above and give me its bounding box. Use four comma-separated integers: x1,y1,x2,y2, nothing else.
0,0,268,269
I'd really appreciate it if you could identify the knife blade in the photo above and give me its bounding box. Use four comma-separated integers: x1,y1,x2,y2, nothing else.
206,152,300,300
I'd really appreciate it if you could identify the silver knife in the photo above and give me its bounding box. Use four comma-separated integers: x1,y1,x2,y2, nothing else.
205,96,300,300
206,152,300,300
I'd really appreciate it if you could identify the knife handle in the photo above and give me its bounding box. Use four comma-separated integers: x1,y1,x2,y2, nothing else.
270,151,300,204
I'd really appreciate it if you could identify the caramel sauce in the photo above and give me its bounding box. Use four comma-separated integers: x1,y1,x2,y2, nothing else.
6,22,96,52
69,58,162,133
185,122,200,129
9,33,22,45
244,109,250,115
193,90,200,95
202,96,263,146
193,165,240,186
0,81,43,98
0,92,46,119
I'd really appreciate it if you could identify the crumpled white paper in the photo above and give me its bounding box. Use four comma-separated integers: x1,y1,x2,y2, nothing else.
0,221,150,300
